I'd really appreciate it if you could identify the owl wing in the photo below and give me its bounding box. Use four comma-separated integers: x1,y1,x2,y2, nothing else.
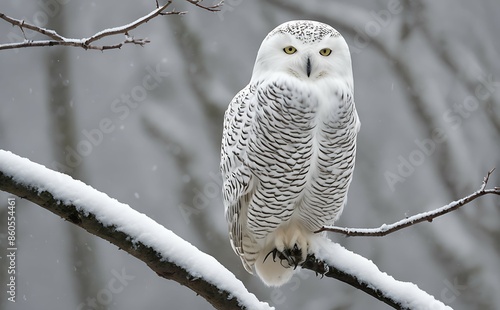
221,84,256,273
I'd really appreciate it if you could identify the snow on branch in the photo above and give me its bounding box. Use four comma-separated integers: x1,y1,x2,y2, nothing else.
317,169,500,237
0,150,457,309
302,238,453,310
0,0,222,51
0,150,272,310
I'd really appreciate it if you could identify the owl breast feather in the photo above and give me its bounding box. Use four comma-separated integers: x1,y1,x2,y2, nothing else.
245,77,359,233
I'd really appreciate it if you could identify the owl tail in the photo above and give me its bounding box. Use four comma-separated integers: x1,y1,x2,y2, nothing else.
254,243,295,287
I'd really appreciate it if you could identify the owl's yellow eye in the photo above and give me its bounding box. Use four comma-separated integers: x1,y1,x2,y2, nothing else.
283,46,297,54
319,48,332,56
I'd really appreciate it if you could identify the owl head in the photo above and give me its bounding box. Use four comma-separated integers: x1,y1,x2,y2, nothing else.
251,20,353,87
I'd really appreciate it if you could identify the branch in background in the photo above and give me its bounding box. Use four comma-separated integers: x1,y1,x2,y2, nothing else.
267,0,464,200
0,0,221,51
184,0,224,12
0,151,272,310
318,169,500,237
416,15,500,140
0,2,175,51
166,10,226,143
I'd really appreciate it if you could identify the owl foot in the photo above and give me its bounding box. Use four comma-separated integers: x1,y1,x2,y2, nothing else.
264,244,304,269
301,254,329,278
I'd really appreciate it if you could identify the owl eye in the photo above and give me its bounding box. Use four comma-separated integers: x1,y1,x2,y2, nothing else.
319,48,332,56
283,46,297,54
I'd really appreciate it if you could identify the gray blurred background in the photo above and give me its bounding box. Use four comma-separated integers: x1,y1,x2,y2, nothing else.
0,0,499,309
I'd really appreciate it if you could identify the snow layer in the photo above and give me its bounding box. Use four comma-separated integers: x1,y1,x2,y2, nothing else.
0,150,273,310
311,236,453,310
0,149,453,309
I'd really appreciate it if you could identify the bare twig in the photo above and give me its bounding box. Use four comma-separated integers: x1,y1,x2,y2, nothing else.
184,0,224,12
317,169,500,236
0,3,175,51
0,13,65,41
83,1,178,46
0,0,220,51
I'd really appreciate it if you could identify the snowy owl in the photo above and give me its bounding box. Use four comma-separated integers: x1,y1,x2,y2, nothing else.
220,20,360,286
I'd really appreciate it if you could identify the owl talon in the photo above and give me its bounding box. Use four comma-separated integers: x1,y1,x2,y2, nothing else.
264,245,304,269
302,254,329,278
264,248,278,263
315,260,329,277
279,244,303,269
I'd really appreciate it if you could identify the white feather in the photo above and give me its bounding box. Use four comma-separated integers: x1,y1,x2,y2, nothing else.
221,20,359,286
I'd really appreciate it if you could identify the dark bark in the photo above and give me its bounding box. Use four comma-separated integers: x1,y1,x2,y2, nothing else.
0,171,253,310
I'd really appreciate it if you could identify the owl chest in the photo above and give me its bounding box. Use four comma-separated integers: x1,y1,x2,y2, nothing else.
247,84,355,179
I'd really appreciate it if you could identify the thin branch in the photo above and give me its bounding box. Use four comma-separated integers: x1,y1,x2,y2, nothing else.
184,0,224,12
0,39,148,51
0,1,213,51
83,1,178,46
317,169,500,237
0,12,65,41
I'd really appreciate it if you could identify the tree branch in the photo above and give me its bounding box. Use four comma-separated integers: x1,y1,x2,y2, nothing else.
0,150,457,309
183,0,224,12
317,169,500,237
302,255,401,309
0,150,272,310
301,239,452,310
0,12,65,41
0,0,221,51
83,1,179,46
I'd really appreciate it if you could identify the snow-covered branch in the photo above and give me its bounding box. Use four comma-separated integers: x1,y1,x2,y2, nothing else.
302,239,452,310
0,150,456,309
0,150,271,310
0,0,222,51
317,169,500,237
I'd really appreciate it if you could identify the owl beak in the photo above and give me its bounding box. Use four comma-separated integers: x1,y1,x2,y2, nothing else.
306,57,311,77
